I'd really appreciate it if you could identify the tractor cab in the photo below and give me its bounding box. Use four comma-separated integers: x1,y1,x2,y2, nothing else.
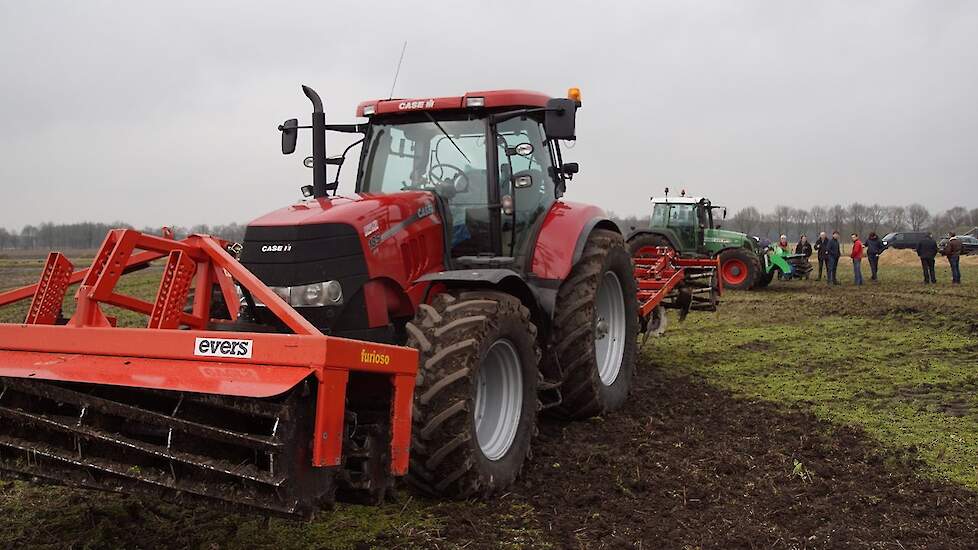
353,90,581,267
648,194,715,253
279,87,582,273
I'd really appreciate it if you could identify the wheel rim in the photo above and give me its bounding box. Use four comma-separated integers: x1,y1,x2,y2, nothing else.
595,270,627,386
722,258,749,285
474,339,523,461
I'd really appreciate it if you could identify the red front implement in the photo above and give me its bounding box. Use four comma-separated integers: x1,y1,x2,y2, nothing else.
0,229,417,516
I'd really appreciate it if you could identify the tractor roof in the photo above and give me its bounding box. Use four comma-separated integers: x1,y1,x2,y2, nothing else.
650,196,709,205
356,89,552,117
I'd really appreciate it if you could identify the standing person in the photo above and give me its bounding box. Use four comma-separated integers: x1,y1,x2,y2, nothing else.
814,232,828,280
850,233,864,286
865,232,884,282
826,231,841,285
916,232,938,284
944,231,963,284
795,234,813,258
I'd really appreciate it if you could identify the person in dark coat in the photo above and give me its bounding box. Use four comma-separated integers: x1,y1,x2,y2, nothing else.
916,232,938,283
944,232,963,284
865,232,884,281
826,231,842,285
795,234,813,257
813,232,828,280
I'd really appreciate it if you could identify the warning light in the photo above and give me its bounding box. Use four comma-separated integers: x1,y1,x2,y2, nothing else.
567,87,582,105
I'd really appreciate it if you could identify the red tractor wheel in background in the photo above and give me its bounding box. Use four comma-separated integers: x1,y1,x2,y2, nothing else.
718,248,759,290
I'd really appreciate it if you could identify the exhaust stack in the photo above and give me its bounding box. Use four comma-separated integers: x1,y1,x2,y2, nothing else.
302,85,328,198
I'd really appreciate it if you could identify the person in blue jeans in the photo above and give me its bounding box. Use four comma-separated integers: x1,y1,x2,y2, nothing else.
865,232,884,281
944,232,963,284
850,233,864,285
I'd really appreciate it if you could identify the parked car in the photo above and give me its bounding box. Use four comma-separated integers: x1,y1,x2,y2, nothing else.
938,234,978,255
881,231,929,251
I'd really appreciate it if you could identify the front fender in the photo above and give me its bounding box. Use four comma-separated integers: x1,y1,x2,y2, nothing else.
531,201,620,281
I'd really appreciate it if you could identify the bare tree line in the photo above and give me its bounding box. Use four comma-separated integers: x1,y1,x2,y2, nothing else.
0,222,247,251
2,204,976,251
612,203,977,240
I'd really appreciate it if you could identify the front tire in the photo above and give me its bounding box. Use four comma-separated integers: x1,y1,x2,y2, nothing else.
405,291,540,498
551,229,639,419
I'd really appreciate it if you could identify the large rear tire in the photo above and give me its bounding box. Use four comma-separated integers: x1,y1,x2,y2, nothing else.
718,248,759,290
405,291,540,498
627,233,671,257
550,229,639,419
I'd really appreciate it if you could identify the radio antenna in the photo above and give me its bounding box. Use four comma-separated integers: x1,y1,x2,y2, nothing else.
387,41,408,100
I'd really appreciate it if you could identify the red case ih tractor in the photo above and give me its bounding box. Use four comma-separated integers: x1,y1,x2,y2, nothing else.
0,86,650,516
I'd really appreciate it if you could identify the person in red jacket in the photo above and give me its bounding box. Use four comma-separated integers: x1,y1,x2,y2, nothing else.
850,233,864,285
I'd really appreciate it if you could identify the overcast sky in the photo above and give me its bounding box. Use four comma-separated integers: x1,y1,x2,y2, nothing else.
1,0,976,229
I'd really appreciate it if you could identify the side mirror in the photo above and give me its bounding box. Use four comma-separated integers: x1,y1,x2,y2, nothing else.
561,162,579,178
544,98,577,140
280,118,298,155
512,170,534,189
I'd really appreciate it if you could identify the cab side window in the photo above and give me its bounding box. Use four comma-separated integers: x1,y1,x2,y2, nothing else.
496,117,557,257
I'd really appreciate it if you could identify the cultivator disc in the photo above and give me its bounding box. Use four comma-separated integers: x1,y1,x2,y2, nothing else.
0,376,336,516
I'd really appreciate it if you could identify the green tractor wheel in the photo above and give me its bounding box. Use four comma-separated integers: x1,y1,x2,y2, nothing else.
718,248,760,290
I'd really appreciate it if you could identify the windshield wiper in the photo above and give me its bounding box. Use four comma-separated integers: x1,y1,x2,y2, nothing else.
422,111,470,163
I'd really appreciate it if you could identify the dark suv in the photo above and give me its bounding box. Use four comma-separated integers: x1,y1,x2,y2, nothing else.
881,231,929,251
938,234,978,255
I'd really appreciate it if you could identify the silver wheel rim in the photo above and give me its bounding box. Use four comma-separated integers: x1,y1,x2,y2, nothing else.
474,339,523,461
595,270,627,386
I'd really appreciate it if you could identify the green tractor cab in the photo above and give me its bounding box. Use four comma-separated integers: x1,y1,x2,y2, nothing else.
627,190,766,290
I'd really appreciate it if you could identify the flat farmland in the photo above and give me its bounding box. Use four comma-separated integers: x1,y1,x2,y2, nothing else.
0,256,976,548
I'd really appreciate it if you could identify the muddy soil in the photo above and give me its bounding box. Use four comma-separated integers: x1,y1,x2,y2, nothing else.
428,363,978,549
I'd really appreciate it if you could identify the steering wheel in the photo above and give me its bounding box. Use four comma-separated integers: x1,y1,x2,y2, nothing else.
426,163,471,198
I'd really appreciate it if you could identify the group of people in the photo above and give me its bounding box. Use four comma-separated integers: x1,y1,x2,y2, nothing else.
772,231,964,285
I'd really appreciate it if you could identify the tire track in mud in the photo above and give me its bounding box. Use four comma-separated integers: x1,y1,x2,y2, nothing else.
436,359,978,549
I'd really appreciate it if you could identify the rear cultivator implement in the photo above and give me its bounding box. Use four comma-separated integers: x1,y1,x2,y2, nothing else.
632,245,720,337
0,229,417,516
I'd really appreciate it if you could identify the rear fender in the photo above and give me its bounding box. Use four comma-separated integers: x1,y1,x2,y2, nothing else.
531,201,620,281
625,229,681,251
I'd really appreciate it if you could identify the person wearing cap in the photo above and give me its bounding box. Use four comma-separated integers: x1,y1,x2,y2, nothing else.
944,231,963,284
916,232,939,284
850,233,864,286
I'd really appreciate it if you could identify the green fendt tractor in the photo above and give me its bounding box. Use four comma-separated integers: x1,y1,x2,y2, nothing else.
626,190,770,290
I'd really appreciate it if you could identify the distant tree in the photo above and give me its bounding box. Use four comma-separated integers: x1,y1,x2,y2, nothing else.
867,204,886,233
969,208,978,230
789,208,810,238
810,205,827,236
828,204,847,234
731,206,761,235
906,203,930,231
847,203,869,237
885,206,906,232
773,205,792,237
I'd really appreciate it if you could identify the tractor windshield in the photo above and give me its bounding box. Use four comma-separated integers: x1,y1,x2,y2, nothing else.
651,202,699,250
358,116,495,255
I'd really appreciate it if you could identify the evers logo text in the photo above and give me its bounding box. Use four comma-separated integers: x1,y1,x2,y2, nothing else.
194,337,254,359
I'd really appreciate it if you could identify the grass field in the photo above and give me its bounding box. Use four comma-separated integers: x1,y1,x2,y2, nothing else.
0,255,976,548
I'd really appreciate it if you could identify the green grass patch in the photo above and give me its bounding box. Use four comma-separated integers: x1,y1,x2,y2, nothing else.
650,264,978,489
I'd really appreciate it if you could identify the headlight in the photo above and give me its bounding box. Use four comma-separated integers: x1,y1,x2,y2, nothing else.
240,281,344,307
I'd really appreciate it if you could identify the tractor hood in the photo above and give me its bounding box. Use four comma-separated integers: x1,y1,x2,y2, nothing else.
705,228,753,248
247,192,435,232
